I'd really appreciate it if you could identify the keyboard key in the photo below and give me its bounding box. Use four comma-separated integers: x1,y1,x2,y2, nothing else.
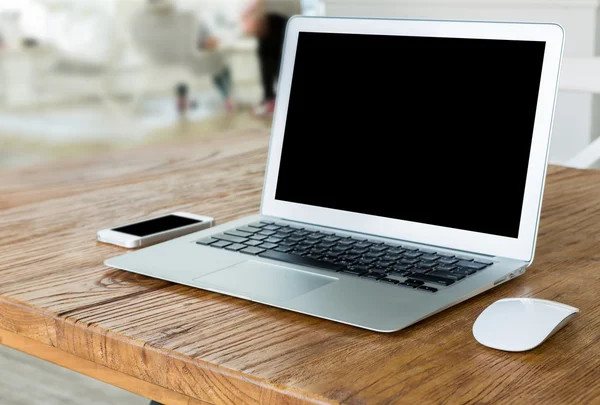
456,260,488,270
249,234,268,241
417,286,438,293
358,257,377,265
392,264,413,272
380,278,399,285
420,254,439,261
225,243,246,251
292,249,309,256
404,279,425,287
370,245,388,252
260,220,275,225
476,259,494,265
226,230,253,238
348,248,368,255
337,239,356,246
258,230,276,236
277,227,295,234
418,261,438,268
436,264,457,271
287,236,305,243
259,250,343,271
390,270,411,277
455,256,473,261
437,253,455,258
211,240,232,248
370,265,390,273
249,222,266,228
244,240,263,247
321,256,339,264
354,242,372,249
404,251,422,258
317,241,336,249
306,233,325,240
306,253,324,260
398,282,417,289
262,225,281,231
322,236,341,243
287,225,304,230
337,259,357,267
387,248,405,255
215,234,248,244
377,260,395,268
325,249,344,257
341,266,370,276
196,237,219,245
240,246,266,255
274,246,293,253
273,232,290,239
453,267,477,276
438,257,459,265
331,245,352,253
382,242,403,248
237,226,259,234
429,270,464,280
381,255,400,262
292,230,310,237
399,258,419,265
363,272,385,280
264,237,283,244
301,239,320,246
407,273,455,286
365,251,385,258
371,269,388,277
259,242,278,250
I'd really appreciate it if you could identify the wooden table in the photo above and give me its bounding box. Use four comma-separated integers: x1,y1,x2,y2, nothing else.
2,129,600,405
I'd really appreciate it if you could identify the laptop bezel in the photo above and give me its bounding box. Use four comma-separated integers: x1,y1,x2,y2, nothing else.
260,16,564,262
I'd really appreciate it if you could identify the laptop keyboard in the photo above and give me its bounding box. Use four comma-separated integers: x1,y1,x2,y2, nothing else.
196,221,493,293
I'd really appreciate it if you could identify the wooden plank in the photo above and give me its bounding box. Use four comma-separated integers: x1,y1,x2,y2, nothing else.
1,130,600,404
0,328,209,405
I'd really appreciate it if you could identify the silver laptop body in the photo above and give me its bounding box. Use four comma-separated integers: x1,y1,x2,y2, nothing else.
106,16,564,332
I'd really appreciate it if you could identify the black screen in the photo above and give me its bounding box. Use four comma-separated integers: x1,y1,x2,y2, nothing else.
113,215,201,237
275,32,546,238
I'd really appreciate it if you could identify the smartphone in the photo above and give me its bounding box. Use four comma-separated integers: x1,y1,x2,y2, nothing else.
97,212,214,248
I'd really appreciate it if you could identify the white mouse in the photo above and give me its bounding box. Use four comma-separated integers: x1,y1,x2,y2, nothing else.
473,298,579,352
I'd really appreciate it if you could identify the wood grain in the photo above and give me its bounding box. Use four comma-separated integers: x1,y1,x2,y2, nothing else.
1,129,600,404
0,329,208,405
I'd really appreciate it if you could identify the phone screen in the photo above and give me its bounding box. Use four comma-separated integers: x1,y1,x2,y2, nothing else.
113,215,201,237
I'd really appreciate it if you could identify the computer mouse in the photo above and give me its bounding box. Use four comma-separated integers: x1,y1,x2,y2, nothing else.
472,298,579,352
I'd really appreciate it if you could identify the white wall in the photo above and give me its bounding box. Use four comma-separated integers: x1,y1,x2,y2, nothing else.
322,0,600,165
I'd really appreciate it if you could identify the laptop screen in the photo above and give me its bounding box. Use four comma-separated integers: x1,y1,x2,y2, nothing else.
275,31,546,239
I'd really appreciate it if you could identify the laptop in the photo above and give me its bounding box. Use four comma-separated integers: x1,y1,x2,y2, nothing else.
106,16,564,332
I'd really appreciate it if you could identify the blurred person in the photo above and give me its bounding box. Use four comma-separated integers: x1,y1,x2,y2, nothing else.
241,0,302,117
197,21,236,114
142,0,236,115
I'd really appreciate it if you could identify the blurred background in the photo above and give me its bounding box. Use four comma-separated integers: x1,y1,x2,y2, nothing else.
2,0,600,170
0,0,322,169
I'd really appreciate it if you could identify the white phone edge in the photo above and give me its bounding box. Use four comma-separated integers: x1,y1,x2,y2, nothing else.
97,212,215,249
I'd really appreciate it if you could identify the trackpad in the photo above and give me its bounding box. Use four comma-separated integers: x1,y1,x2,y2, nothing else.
192,260,336,302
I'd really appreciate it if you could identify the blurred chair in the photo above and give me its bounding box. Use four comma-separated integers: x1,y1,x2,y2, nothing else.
129,4,232,115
